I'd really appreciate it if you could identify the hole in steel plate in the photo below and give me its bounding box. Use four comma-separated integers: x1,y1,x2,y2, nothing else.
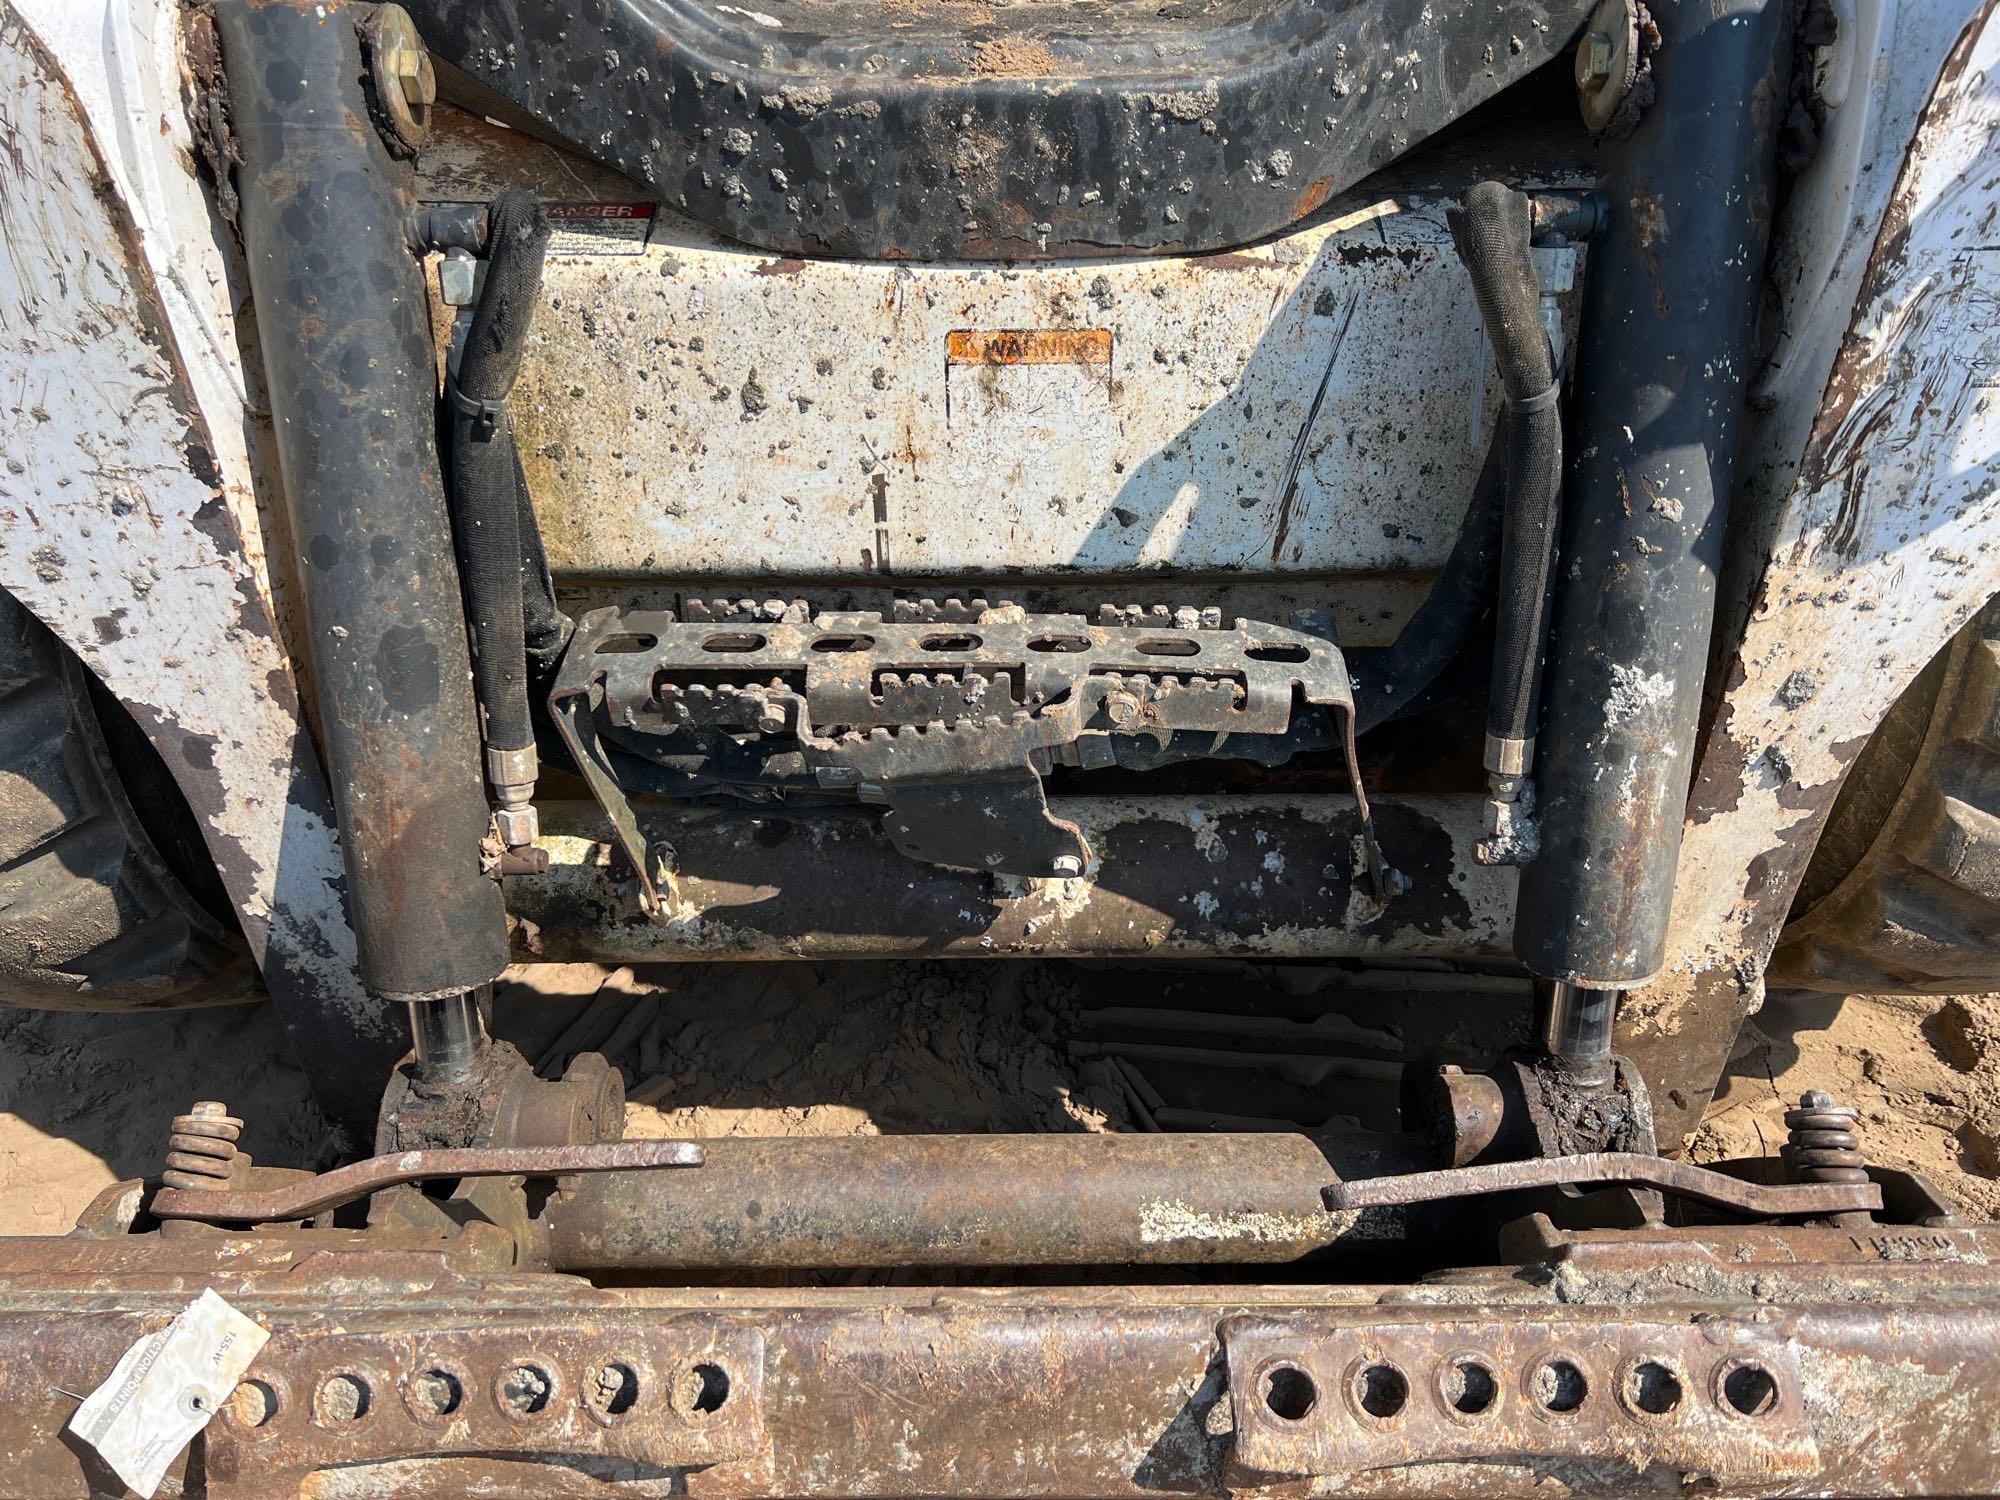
1627,1360,1682,1416
1245,643,1310,662
676,1362,731,1415
1533,1359,1588,1414
1722,1363,1779,1417
811,635,874,652
1028,635,1090,653
920,634,981,652
498,1364,554,1417
407,1367,464,1420
1134,637,1199,656
1261,1363,1317,1421
701,632,766,652
312,1373,371,1426
226,1379,279,1430
1353,1363,1408,1420
1444,1358,1497,1415
594,633,658,654
586,1361,641,1421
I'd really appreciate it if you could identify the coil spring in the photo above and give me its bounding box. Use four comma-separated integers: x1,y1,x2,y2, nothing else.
163,1101,242,1191
1782,1090,1868,1184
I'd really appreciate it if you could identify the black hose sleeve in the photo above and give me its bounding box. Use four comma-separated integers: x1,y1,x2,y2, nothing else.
448,191,553,757
1448,181,1561,752
1492,399,1561,745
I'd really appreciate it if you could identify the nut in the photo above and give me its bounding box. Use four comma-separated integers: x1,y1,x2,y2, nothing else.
438,249,482,308
494,804,539,849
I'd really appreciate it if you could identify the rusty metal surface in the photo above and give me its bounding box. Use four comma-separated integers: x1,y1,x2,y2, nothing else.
1628,0,2000,1143
208,1320,765,1492
1,1229,1999,1495
152,1140,705,1224
1320,1151,1883,1217
216,0,510,1002
512,796,1512,962
558,598,1366,884
543,1131,1430,1270
1222,1312,1816,1483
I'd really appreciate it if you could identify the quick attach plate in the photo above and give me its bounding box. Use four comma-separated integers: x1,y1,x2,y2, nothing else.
551,600,1365,908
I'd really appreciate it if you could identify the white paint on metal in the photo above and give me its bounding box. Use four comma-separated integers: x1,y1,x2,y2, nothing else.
1647,2,2000,1032
418,113,1581,584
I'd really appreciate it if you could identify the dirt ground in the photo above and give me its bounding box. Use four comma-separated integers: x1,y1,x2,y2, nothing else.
0,963,1993,1237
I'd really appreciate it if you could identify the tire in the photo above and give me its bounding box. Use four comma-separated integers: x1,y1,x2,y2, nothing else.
1772,596,2000,995
0,590,255,1010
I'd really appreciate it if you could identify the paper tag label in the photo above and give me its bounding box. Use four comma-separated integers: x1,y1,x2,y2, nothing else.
68,1289,270,1498
546,202,656,256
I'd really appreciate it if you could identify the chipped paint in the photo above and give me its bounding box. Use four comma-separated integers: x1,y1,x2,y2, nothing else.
1137,1197,1352,1246
1633,0,2000,1141
0,2,391,1131
417,112,1584,585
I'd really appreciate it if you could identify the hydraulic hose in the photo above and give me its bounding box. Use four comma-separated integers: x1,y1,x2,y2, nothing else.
1447,181,1563,864
447,191,561,843
1449,181,1561,769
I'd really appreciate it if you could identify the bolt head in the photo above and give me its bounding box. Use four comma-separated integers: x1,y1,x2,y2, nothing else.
1578,30,1615,85
1051,854,1083,877
368,5,436,148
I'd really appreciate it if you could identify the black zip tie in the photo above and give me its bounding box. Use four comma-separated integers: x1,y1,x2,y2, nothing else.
446,378,503,441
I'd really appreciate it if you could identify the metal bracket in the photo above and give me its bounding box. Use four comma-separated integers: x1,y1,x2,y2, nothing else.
208,1321,764,1490
150,1140,704,1223
1221,1312,1817,1482
552,600,1389,888
1321,1152,1882,1218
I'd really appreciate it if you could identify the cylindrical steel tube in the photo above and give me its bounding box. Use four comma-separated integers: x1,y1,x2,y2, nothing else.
1514,0,1791,986
542,1130,1433,1269
407,991,487,1081
215,0,508,1000
1536,979,1617,1089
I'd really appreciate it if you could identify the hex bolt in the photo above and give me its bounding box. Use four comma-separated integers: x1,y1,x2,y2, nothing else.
1051,854,1084,877
1578,30,1615,84
365,4,436,150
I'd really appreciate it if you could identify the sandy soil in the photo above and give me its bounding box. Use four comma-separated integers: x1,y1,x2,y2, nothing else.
1687,986,2000,1219
0,965,1992,1236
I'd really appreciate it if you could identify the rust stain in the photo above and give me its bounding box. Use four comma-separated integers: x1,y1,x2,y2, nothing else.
945,328,1111,367
1293,175,1337,219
